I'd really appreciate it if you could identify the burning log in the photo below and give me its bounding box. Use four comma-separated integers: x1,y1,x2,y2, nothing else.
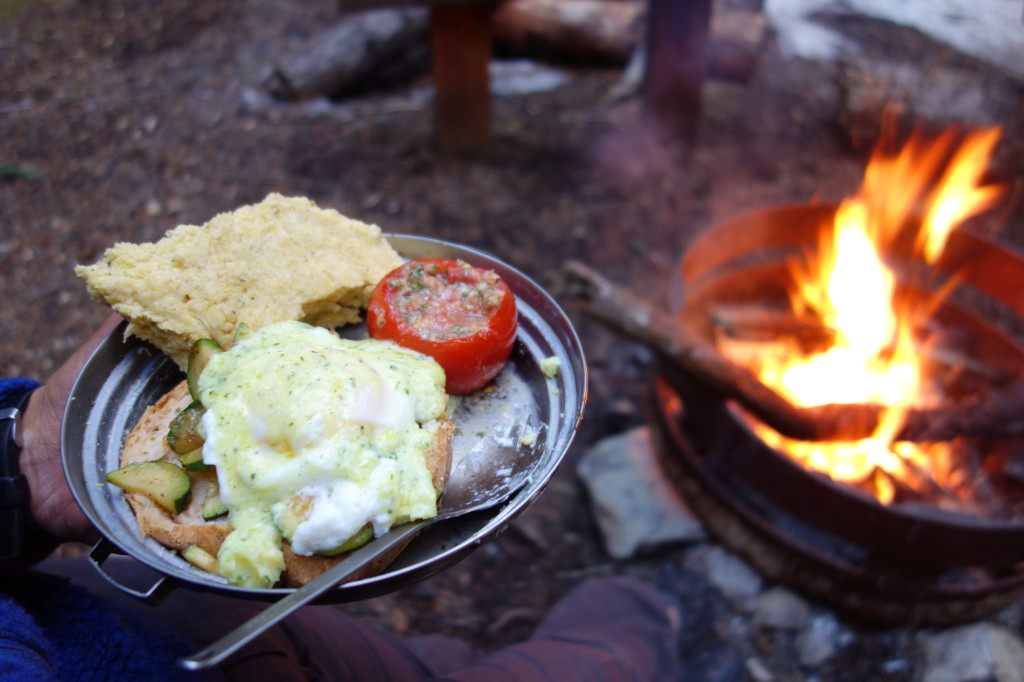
708,303,835,349
709,303,1010,383
899,381,1024,442
564,261,1024,444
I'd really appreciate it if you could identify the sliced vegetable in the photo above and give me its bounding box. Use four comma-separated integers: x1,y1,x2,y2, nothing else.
233,322,254,345
366,258,518,395
182,544,218,574
179,447,208,472
274,496,374,556
167,400,205,455
315,524,374,556
105,461,192,515
186,338,223,401
202,492,229,521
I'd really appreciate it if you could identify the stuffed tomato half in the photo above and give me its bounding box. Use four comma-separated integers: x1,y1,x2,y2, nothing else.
366,258,518,395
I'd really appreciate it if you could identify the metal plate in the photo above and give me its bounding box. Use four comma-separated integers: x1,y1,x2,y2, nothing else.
61,235,587,602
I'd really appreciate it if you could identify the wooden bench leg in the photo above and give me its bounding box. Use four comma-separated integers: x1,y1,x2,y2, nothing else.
430,3,493,157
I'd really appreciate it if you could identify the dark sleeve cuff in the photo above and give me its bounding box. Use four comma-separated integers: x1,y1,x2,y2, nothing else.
0,379,42,406
0,378,58,568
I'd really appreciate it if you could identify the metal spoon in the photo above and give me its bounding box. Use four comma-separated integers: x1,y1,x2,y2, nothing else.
178,433,541,670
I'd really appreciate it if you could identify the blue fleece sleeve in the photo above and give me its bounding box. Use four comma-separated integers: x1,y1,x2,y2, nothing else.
0,377,42,404
0,594,59,681
6,572,216,682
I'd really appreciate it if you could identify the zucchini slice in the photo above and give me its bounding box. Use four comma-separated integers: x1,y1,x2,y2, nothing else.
186,338,222,401
167,400,205,455
105,461,192,515
179,447,208,472
233,322,254,345
202,486,229,521
182,545,218,574
315,524,374,557
274,495,374,556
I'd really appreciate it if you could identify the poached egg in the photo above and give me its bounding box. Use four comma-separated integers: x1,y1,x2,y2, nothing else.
197,320,447,588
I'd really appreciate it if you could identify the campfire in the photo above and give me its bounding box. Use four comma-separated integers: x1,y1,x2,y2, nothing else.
566,126,1024,623
714,127,1006,513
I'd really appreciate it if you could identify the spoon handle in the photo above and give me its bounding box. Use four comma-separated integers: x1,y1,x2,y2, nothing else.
179,521,426,670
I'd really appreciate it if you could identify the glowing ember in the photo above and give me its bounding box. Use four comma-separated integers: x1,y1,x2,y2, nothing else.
724,128,1004,504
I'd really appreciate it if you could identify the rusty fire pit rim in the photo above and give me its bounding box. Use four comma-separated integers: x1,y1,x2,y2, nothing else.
676,201,1024,321
721,395,1024,533
653,369,1024,571
659,368,1024,532
649,376,1024,626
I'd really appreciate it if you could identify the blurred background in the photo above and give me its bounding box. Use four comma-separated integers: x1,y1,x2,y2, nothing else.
3,0,1023,678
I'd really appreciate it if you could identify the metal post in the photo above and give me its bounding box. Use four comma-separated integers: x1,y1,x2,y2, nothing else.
644,0,713,149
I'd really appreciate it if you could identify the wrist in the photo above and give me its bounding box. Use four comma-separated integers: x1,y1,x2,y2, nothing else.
18,384,97,547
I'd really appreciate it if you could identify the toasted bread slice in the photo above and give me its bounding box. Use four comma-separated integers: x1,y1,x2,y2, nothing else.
120,381,454,587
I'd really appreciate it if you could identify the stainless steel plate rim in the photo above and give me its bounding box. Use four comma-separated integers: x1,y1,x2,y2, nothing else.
62,234,587,602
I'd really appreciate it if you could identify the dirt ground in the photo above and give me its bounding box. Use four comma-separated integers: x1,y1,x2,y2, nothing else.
3,0,1024,659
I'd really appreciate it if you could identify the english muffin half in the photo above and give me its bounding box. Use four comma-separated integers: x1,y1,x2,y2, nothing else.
117,380,454,588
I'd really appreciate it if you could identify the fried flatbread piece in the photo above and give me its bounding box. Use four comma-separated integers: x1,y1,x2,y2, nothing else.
76,193,403,369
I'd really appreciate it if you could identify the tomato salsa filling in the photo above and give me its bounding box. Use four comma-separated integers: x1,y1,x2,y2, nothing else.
368,257,518,395
385,260,505,340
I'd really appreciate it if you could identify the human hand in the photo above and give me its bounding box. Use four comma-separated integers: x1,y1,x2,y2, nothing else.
19,314,122,545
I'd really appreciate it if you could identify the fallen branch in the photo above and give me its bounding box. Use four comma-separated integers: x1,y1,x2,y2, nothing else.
708,302,835,348
267,8,429,100
708,302,1009,382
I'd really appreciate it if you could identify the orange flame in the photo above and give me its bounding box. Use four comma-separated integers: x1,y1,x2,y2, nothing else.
731,128,1004,503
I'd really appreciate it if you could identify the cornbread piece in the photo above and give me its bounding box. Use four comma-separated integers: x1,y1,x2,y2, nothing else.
75,193,403,368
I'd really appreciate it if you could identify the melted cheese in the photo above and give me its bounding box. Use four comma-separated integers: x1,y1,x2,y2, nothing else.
198,320,446,588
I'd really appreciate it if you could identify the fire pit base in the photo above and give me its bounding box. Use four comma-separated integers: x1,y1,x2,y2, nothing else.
650,375,1024,627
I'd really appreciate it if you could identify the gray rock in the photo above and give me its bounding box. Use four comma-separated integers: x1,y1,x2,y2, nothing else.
489,60,571,97
577,426,705,560
766,0,1024,78
882,658,911,676
754,587,811,631
918,623,1024,682
837,60,1020,145
686,546,762,614
746,656,775,682
796,613,842,667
